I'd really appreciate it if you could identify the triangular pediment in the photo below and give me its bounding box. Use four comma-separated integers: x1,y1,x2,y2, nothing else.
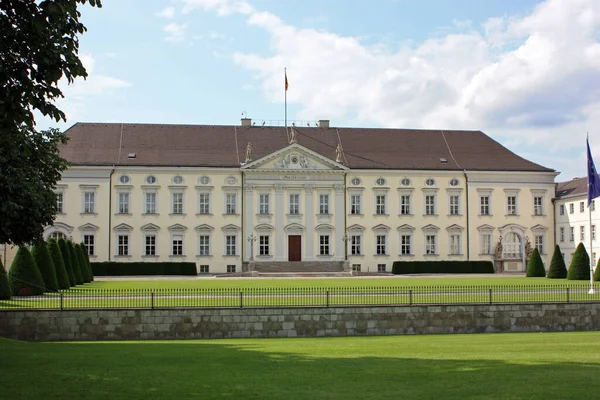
113,223,133,232
347,224,366,232
397,224,415,232
241,143,348,171
141,223,161,232
78,223,99,232
372,224,391,231
222,224,241,231
167,223,188,231
531,224,549,231
446,224,464,232
195,224,214,232
477,224,495,231
421,224,440,231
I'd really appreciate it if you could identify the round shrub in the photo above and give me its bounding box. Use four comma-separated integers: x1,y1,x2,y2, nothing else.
58,238,76,286
8,246,45,296
547,244,567,279
48,239,70,289
67,241,84,285
31,240,59,292
526,248,546,277
567,243,591,280
75,244,91,283
0,259,11,300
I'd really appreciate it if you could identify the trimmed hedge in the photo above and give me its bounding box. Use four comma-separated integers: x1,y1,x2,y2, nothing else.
567,243,590,281
67,241,84,285
547,244,568,279
58,238,76,286
392,261,494,275
91,262,197,276
31,240,59,292
8,246,45,296
48,239,70,289
526,248,546,277
0,259,11,300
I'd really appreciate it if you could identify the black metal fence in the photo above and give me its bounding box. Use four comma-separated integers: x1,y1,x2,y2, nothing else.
1,285,600,310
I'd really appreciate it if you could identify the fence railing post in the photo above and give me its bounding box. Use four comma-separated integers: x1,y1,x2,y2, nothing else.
240,291,243,308
489,288,493,305
409,289,413,306
326,290,330,307
566,287,570,303
60,293,64,311
151,291,155,310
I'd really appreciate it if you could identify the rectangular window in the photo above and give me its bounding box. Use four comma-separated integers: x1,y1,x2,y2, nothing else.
449,195,459,215
144,235,156,256
570,203,574,214
481,233,491,255
593,225,596,241
560,227,565,243
319,235,330,255
83,234,95,256
480,196,490,215
319,194,329,214
226,235,236,256
377,264,386,273
289,194,300,215
351,235,361,255
559,204,565,215
400,195,411,215
118,235,129,256
84,192,95,213
259,194,269,214
199,193,210,214
592,200,596,211
56,192,64,213
259,235,269,256
581,226,585,242
401,234,412,255
570,227,575,242
118,192,129,214
198,235,210,256
227,265,236,273
534,196,543,216
375,195,386,215
226,193,236,214
145,192,156,214
172,193,184,214
376,235,386,255
507,196,517,215
580,201,585,213
172,234,183,256
450,234,461,255
425,195,435,215
535,235,544,254
425,235,436,255
352,264,361,272
350,195,361,215
199,265,209,274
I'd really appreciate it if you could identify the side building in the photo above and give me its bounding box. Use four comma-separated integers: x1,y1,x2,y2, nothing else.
46,119,558,274
555,178,599,268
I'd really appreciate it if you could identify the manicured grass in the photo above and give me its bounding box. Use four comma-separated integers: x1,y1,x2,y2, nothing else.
2,332,600,399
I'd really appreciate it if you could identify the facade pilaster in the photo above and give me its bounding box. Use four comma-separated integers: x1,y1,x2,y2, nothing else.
334,184,345,261
275,184,285,261
243,184,254,261
305,184,315,261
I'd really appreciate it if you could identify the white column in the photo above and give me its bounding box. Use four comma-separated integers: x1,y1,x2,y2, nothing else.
335,184,345,261
243,185,254,261
275,184,285,261
305,184,315,261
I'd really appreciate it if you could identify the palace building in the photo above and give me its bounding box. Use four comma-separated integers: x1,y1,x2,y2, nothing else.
43,119,558,274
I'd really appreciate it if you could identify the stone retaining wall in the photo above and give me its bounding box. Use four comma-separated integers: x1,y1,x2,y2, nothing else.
1,303,599,341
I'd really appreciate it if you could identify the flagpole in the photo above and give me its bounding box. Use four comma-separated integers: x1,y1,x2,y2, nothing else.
588,133,596,294
284,67,287,130
590,204,595,294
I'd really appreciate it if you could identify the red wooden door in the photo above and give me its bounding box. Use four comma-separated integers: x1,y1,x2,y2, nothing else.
288,236,301,261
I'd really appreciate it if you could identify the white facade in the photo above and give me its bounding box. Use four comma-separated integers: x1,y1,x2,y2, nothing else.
46,142,558,274
555,196,599,268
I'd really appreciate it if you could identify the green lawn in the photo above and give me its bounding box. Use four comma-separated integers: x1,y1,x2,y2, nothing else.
2,332,600,399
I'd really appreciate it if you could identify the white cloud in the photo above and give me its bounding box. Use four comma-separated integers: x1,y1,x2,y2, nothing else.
182,0,600,180
156,7,176,19
163,22,187,42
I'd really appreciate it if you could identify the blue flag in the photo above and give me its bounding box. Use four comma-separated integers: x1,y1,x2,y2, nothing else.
588,138,600,206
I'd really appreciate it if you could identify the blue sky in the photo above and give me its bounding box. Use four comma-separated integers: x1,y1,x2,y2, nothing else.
37,0,600,181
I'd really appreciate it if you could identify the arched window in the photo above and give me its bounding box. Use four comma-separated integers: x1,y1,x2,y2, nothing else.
503,232,521,259
50,232,67,240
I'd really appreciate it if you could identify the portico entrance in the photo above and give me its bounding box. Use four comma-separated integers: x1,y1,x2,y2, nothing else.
288,235,301,261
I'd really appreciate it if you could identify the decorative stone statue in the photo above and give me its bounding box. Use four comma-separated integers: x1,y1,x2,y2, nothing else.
335,142,344,163
289,123,298,144
524,236,533,259
494,237,503,259
244,142,253,163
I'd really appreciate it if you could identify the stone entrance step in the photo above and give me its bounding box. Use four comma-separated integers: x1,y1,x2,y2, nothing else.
253,261,345,273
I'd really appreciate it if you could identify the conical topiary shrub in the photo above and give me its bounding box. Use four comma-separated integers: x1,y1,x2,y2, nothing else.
0,259,11,300
48,239,70,290
526,248,546,277
58,238,76,286
31,240,59,292
81,243,94,281
8,246,45,296
67,241,84,285
567,243,591,280
547,244,568,279
594,256,600,282
75,244,91,283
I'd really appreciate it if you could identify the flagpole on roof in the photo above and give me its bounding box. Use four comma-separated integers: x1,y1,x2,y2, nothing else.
586,133,600,294
284,68,288,130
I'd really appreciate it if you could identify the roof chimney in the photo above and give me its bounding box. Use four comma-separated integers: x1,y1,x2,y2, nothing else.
318,120,330,128
241,118,252,127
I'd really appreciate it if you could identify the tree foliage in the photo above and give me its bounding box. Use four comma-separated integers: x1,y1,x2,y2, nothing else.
526,248,546,277
0,0,102,246
58,238,76,286
547,244,568,279
48,238,70,289
0,259,11,300
567,243,591,281
594,256,600,282
31,239,59,291
80,242,94,281
8,246,45,296
75,244,91,283
67,241,84,285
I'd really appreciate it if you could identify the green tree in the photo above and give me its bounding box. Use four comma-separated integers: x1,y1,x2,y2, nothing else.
567,243,591,280
80,243,94,281
0,259,11,300
67,241,84,285
48,238,70,289
526,248,546,277
75,244,91,283
594,256,600,282
31,240,59,291
58,238,76,286
8,246,45,296
0,0,102,246
547,244,568,279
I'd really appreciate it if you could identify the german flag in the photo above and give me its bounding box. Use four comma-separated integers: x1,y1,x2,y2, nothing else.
285,71,289,91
